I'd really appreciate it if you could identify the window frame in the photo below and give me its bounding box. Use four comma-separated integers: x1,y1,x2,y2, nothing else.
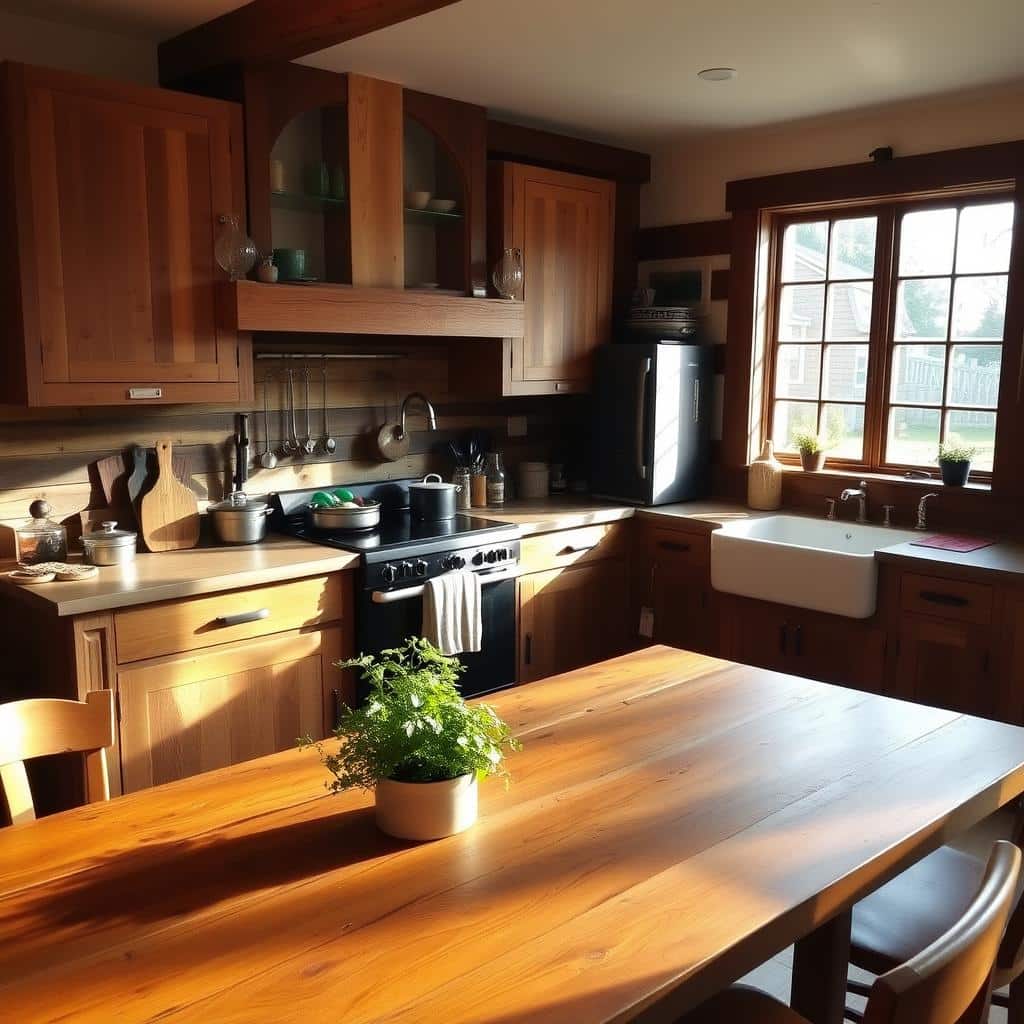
762,190,1016,483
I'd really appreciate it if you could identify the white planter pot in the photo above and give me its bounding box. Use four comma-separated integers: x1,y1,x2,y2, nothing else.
375,774,478,841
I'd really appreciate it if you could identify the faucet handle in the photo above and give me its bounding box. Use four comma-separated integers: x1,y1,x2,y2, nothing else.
882,504,895,527
825,497,837,521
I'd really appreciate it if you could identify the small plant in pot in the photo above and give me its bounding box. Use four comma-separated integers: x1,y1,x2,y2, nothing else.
301,637,520,841
792,430,828,472
937,442,976,487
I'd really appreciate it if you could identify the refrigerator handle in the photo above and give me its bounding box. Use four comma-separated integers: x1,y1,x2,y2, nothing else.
693,377,701,424
636,357,651,480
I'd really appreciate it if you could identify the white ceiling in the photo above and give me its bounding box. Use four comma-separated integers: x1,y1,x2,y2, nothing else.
6,0,1024,146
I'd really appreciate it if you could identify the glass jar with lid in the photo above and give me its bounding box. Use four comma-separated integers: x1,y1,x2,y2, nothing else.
15,500,68,565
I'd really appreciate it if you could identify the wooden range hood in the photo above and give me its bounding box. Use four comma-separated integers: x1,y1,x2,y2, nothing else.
218,69,521,338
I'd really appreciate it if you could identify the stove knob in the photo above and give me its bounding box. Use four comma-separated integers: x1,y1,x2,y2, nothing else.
472,552,484,566
497,548,507,561
443,555,466,571
485,550,497,564
381,564,397,584
399,561,414,579
414,559,428,577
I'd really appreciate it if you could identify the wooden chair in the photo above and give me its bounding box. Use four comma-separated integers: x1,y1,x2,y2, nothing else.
680,840,1021,1024
0,690,115,825
848,807,1024,1022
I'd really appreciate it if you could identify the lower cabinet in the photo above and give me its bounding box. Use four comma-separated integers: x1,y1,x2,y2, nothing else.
517,559,630,684
117,626,344,793
889,614,995,719
721,596,887,692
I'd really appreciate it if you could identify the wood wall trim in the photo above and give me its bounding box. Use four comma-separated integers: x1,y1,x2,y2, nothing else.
486,119,650,185
636,218,732,261
158,1,462,87
726,140,1024,212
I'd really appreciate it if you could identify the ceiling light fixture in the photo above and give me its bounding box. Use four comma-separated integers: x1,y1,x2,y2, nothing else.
697,67,738,82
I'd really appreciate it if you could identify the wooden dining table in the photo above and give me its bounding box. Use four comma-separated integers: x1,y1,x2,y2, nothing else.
4,645,1024,1024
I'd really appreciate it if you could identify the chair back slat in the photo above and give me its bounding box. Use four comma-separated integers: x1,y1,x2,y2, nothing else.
0,690,115,824
864,840,1021,1024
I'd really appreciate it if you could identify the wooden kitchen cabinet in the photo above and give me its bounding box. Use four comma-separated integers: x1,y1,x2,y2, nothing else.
1001,591,1024,725
456,162,614,396
518,558,630,683
0,62,250,406
721,595,887,691
634,525,717,655
118,626,344,793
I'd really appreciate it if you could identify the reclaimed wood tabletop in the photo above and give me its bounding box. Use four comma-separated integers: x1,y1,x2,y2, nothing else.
3,645,1024,1024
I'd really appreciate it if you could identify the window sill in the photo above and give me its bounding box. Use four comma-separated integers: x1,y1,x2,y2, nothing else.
778,465,992,493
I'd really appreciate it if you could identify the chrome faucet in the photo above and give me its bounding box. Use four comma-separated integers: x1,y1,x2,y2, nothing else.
839,480,868,523
397,392,438,440
916,492,938,531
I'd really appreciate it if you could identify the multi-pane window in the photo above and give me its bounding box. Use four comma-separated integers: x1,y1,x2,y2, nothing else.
887,201,1013,471
772,215,877,461
767,196,1015,477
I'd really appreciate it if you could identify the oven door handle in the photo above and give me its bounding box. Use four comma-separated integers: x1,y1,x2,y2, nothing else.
371,566,517,604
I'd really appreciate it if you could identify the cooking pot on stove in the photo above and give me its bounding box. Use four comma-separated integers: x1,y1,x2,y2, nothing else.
408,474,461,521
309,499,381,532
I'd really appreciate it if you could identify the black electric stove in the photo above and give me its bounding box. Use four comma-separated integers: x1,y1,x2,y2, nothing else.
269,479,521,701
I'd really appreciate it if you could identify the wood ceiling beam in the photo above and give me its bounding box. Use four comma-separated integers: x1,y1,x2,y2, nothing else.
158,0,462,87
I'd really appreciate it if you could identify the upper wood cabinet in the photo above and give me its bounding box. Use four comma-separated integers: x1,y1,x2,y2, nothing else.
472,162,615,396
0,63,250,406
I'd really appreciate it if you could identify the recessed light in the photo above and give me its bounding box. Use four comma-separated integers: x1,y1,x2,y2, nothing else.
697,67,738,82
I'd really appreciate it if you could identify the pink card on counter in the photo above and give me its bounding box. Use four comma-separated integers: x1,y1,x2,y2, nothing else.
911,534,994,553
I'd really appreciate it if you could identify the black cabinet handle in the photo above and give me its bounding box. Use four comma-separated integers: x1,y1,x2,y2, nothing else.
919,591,969,608
779,624,788,656
524,633,533,666
215,608,270,627
331,688,342,728
658,541,691,553
793,624,803,656
558,544,597,556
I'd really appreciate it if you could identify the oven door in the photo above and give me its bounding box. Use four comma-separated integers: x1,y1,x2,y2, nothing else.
356,571,517,703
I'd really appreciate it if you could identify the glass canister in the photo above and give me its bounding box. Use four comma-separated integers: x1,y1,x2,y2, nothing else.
484,452,506,507
15,500,68,565
491,248,524,300
452,466,472,511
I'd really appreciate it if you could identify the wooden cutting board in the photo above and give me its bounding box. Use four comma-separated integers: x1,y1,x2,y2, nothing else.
139,439,200,552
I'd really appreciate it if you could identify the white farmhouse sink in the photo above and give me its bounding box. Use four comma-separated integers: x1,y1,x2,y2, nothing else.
710,515,919,619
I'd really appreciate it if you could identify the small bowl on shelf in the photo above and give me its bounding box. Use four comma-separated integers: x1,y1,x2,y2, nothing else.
427,198,458,214
405,190,432,210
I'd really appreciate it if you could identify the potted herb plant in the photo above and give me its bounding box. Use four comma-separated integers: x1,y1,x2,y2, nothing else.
301,637,520,841
792,430,828,472
937,442,976,487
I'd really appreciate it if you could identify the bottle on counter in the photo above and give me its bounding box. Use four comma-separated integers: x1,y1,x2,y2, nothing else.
452,466,472,511
484,452,506,506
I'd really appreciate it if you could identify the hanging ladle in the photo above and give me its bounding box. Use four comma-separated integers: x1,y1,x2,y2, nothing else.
321,361,336,454
260,373,278,469
302,365,316,455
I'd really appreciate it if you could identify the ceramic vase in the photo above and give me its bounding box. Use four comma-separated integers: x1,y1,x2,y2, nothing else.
375,774,478,841
748,440,783,510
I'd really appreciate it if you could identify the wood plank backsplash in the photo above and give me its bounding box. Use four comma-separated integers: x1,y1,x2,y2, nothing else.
0,341,587,546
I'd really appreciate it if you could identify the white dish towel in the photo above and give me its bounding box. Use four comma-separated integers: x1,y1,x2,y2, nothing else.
422,570,482,656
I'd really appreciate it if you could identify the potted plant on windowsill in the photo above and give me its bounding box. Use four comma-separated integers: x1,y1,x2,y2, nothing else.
301,637,521,841
792,430,828,472
937,442,976,487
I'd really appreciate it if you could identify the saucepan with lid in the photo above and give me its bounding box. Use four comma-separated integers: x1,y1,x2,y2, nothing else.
209,494,273,545
408,473,462,521
82,521,137,565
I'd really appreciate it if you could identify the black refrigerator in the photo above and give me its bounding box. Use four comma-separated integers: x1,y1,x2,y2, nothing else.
590,342,712,505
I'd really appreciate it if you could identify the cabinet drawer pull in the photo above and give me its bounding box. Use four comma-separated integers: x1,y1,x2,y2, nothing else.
558,544,597,556
919,591,968,608
215,608,271,627
524,632,533,666
793,624,803,656
779,625,788,656
658,541,691,553
332,688,342,728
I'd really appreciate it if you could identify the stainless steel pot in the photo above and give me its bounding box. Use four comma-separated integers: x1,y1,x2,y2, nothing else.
209,496,272,545
309,500,381,532
82,521,137,565
408,473,461,521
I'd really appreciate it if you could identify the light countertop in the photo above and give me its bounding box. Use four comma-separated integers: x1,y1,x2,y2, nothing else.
0,535,360,617
875,538,1024,582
